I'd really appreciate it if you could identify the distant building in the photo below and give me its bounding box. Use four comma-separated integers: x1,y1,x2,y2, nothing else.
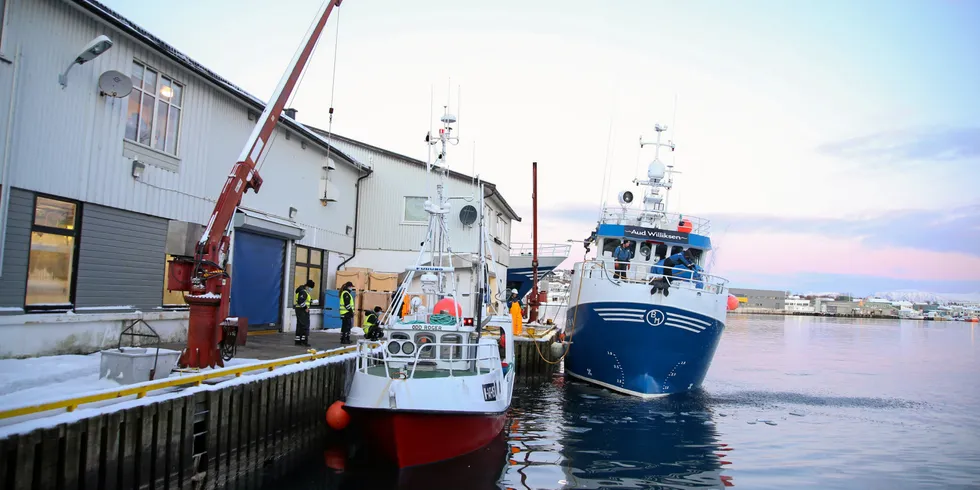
784,296,814,313
729,288,787,310
823,301,861,315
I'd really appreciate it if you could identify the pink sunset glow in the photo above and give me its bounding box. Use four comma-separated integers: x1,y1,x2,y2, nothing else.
710,233,980,281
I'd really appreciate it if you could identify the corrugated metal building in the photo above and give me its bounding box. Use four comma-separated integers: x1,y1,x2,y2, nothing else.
0,0,369,357
315,131,522,316
729,288,787,311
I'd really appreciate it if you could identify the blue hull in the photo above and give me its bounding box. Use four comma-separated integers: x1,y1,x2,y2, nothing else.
564,302,725,396
506,266,558,300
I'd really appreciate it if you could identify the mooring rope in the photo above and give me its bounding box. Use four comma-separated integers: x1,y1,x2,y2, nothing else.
530,261,588,365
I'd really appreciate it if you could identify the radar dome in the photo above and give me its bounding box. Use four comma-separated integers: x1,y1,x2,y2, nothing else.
647,159,666,181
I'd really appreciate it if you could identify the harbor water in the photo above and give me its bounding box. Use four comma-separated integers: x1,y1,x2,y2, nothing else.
266,315,980,489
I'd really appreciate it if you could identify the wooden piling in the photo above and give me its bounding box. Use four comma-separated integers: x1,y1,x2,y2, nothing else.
0,357,355,490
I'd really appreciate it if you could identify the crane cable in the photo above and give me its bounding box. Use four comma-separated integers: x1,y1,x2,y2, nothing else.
322,5,343,174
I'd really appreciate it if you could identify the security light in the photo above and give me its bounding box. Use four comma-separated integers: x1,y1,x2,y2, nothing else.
131,160,145,179
59,35,114,88
289,207,298,219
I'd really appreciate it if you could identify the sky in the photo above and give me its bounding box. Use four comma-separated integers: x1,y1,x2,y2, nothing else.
99,0,980,296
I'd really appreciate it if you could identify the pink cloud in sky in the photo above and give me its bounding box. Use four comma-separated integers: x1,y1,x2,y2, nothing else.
710,232,980,281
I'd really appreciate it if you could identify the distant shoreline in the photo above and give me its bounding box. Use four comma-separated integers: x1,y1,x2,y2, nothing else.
728,310,957,321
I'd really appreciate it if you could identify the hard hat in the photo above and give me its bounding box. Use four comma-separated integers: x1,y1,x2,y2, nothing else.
511,289,518,294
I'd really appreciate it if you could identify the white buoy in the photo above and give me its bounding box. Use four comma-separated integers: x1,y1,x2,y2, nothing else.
550,342,566,357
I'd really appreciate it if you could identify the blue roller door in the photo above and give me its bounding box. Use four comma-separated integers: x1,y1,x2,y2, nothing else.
230,231,285,328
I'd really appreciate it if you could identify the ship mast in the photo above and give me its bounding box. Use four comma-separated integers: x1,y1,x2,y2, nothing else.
635,124,676,221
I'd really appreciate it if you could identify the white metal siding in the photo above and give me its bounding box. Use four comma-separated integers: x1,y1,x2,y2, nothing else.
330,139,513,266
0,0,358,255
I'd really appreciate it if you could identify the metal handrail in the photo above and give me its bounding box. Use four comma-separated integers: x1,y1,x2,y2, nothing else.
575,259,729,294
356,339,501,379
510,242,572,257
0,345,368,420
599,208,711,235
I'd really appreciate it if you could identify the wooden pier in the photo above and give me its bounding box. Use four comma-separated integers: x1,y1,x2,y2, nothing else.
0,332,563,490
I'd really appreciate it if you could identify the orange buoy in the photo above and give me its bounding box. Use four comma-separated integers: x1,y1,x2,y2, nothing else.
432,297,462,317
727,295,739,311
326,401,350,430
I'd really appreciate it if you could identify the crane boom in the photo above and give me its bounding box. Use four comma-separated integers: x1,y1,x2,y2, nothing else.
170,0,345,369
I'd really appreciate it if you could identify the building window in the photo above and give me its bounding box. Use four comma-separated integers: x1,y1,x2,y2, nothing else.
126,60,183,156
294,246,323,305
25,196,80,308
404,197,428,223
163,254,188,307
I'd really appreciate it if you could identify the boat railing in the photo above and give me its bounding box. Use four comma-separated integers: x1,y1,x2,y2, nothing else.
355,339,501,379
575,259,729,295
510,242,572,258
599,208,711,235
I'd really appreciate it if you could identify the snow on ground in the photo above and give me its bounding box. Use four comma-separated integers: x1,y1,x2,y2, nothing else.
0,352,261,412
0,346,373,438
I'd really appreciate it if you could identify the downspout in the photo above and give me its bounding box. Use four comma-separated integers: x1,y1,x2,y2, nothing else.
0,47,23,278
337,167,373,271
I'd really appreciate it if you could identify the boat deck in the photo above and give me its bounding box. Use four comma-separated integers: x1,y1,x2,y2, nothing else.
365,364,483,378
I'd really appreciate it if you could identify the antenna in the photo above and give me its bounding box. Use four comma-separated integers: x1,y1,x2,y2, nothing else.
671,93,678,169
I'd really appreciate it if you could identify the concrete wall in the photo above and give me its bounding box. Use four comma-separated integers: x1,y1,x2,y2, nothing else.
0,310,188,358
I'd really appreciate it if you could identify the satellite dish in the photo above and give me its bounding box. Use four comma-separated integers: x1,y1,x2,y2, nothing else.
459,205,478,226
98,70,133,98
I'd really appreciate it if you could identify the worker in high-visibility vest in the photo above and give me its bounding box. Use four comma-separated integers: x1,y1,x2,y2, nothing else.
294,280,315,346
363,306,384,341
339,282,355,344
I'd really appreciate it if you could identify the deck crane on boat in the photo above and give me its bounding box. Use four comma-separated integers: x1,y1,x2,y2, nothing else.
166,0,346,369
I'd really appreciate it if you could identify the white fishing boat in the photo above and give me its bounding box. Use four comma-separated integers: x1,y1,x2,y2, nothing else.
343,105,515,468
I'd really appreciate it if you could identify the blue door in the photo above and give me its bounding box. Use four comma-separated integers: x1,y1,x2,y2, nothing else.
230,231,285,329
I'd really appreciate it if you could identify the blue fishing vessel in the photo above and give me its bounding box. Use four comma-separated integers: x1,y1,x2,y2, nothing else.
506,243,571,300
565,123,729,397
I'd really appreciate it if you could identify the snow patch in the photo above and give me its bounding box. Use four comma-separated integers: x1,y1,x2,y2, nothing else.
74,305,136,311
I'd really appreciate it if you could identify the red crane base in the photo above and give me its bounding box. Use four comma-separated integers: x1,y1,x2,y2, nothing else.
180,297,224,369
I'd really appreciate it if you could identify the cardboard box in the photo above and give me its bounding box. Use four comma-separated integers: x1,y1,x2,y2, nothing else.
369,272,399,292
336,269,368,291
361,291,393,314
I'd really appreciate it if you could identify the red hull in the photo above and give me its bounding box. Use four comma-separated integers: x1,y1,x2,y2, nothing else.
351,409,508,468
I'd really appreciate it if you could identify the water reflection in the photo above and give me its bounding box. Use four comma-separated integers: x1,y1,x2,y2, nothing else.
500,377,732,489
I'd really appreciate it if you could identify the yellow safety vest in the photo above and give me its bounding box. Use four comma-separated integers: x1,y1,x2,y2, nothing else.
339,290,354,315
364,312,378,332
294,287,310,308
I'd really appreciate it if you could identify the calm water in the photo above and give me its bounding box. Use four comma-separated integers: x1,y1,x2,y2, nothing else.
269,315,980,489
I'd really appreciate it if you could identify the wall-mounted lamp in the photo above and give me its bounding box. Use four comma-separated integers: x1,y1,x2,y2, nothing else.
132,160,145,179
59,35,114,88
289,207,298,220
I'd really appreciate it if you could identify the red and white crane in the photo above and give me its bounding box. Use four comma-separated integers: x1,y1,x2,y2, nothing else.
167,0,345,369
